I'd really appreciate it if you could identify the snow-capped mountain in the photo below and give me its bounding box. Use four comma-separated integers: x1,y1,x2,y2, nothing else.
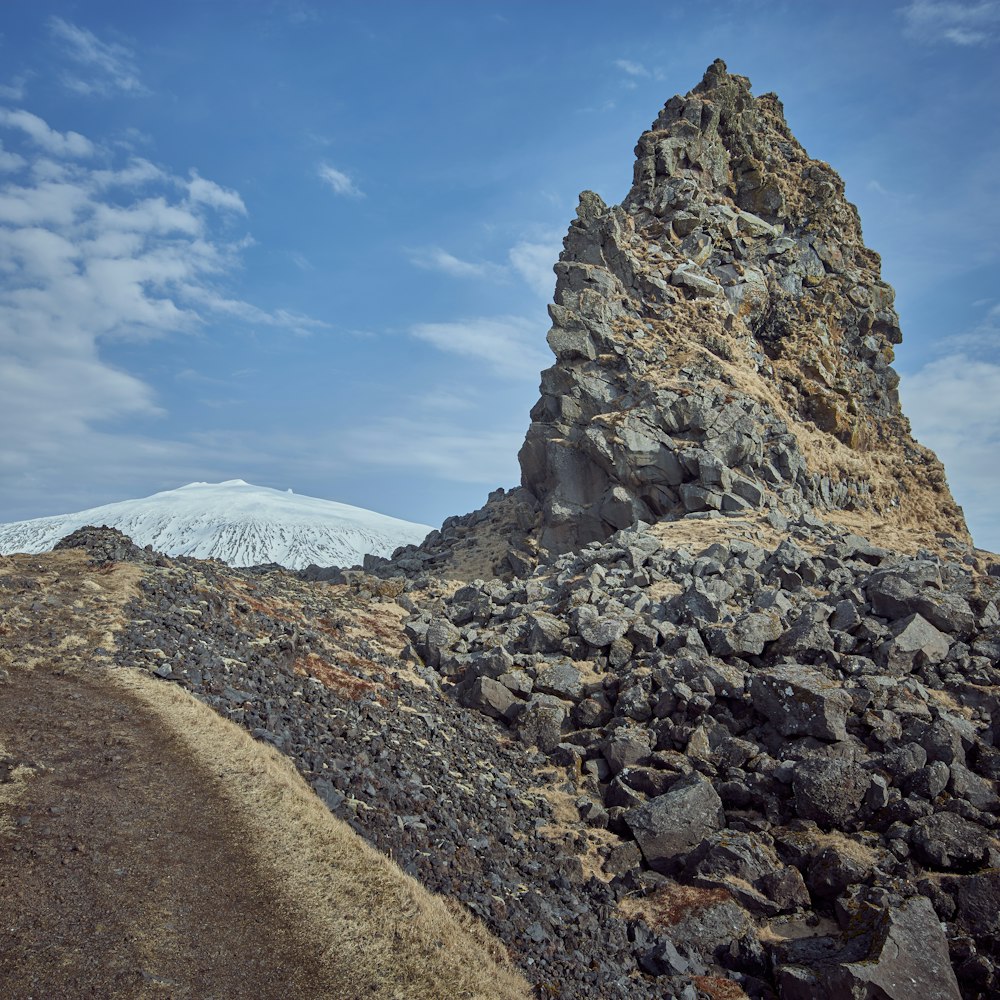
0,480,432,570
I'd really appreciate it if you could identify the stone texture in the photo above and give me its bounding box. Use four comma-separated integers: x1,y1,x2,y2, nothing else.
792,757,869,827
776,896,961,1000
625,773,726,873
751,663,852,740
516,60,968,554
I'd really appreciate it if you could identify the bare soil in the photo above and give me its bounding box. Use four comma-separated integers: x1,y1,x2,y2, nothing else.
0,663,333,999
0,551,531,1000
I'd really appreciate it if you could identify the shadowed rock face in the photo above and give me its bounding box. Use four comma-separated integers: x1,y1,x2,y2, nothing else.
519,59,968,554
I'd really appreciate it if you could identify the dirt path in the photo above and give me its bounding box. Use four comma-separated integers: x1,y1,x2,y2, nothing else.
0,549,531,1000
0,661,336,999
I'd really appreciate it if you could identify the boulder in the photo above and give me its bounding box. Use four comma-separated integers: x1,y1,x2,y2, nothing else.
751,664,852,741
460,677,518,721
792,757,869,827
704,611,782,657
534,660,584,701
911,812,989,870
776,896,961,1000
880,614,949,674
625,773,726,872
512,694,569,752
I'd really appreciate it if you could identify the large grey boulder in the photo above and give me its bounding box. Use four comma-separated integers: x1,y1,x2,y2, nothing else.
602,726,654,774
911,812,989,870
512,694,569,752
534,659,584,701
880,613,950,673
792,757,869,827
751,664,853,740
625,773,725,873
460,677,518,721
704,611,782,657
776,896,961,1000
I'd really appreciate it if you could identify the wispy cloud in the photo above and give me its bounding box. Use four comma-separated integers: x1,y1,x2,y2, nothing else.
900,1,1000,45
410,315,549,380
407,238,559,294
900,302,1000,550
902,354,1000,550
614,58,651,78
0,141,25,172
577,98,617,114
509,238,560,298
186,171,247,213
0,107,327,504
0,108,94,157
318,163,363,198
408,245,498,278
346,418,524,485
48,17,147,96
0,77,27,102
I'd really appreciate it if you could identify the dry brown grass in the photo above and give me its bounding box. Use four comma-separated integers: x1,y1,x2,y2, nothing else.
620,881,734,929
291,652,385,702
650,514,784,554
112,669,532,1000
0,741,35,837
691,977,751,1000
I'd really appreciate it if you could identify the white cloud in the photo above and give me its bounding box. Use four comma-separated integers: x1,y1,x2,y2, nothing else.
0,108,94,157
0,141,25,172
900,1,1000,45
346,419,523,485
0,107,327,506
509,238,560,298
614,58,651,78
186,171,247,214
0,77,27,102
407,237,559,294
408,246,497,279
318,163,363,198
901,353,1000,552
410,315,549,381
48,16,147,96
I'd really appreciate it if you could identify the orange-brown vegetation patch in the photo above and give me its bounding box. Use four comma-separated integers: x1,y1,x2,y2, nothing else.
223,577,302,623
291,653,383,703
622,882,734,929
692,975,751,1000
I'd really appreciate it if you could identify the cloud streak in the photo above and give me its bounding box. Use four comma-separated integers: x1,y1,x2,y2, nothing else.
318,163,364,198
900,1,1000,45
408,246,498,278
48,17,148,96
614,58,651,78
410,315,549,380
0,108,94,157
0,107,327,514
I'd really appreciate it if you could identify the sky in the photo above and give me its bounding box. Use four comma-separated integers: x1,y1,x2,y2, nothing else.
1,2,999,552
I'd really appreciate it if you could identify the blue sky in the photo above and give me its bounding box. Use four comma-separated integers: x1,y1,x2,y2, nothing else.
1,2,999,551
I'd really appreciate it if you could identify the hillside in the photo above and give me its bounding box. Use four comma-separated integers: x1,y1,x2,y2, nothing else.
2,61,999,1000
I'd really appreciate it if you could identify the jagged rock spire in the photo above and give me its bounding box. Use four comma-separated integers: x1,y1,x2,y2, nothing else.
519,61,967,554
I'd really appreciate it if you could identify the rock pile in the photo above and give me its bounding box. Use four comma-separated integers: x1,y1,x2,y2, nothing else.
518,59,967,554
114,552,679,998
405,515,1000,997
54,524,159,565
101,60,999,1000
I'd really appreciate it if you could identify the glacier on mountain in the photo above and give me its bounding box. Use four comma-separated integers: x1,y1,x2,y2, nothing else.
0,480,432,570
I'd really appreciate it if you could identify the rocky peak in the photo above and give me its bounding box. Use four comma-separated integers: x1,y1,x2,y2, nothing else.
519,60,968,555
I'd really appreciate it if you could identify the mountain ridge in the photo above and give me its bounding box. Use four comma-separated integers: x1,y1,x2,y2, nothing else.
0,480,431,570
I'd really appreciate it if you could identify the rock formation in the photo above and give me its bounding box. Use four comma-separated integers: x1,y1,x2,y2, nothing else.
9,62,999,1000
519,58,968,554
